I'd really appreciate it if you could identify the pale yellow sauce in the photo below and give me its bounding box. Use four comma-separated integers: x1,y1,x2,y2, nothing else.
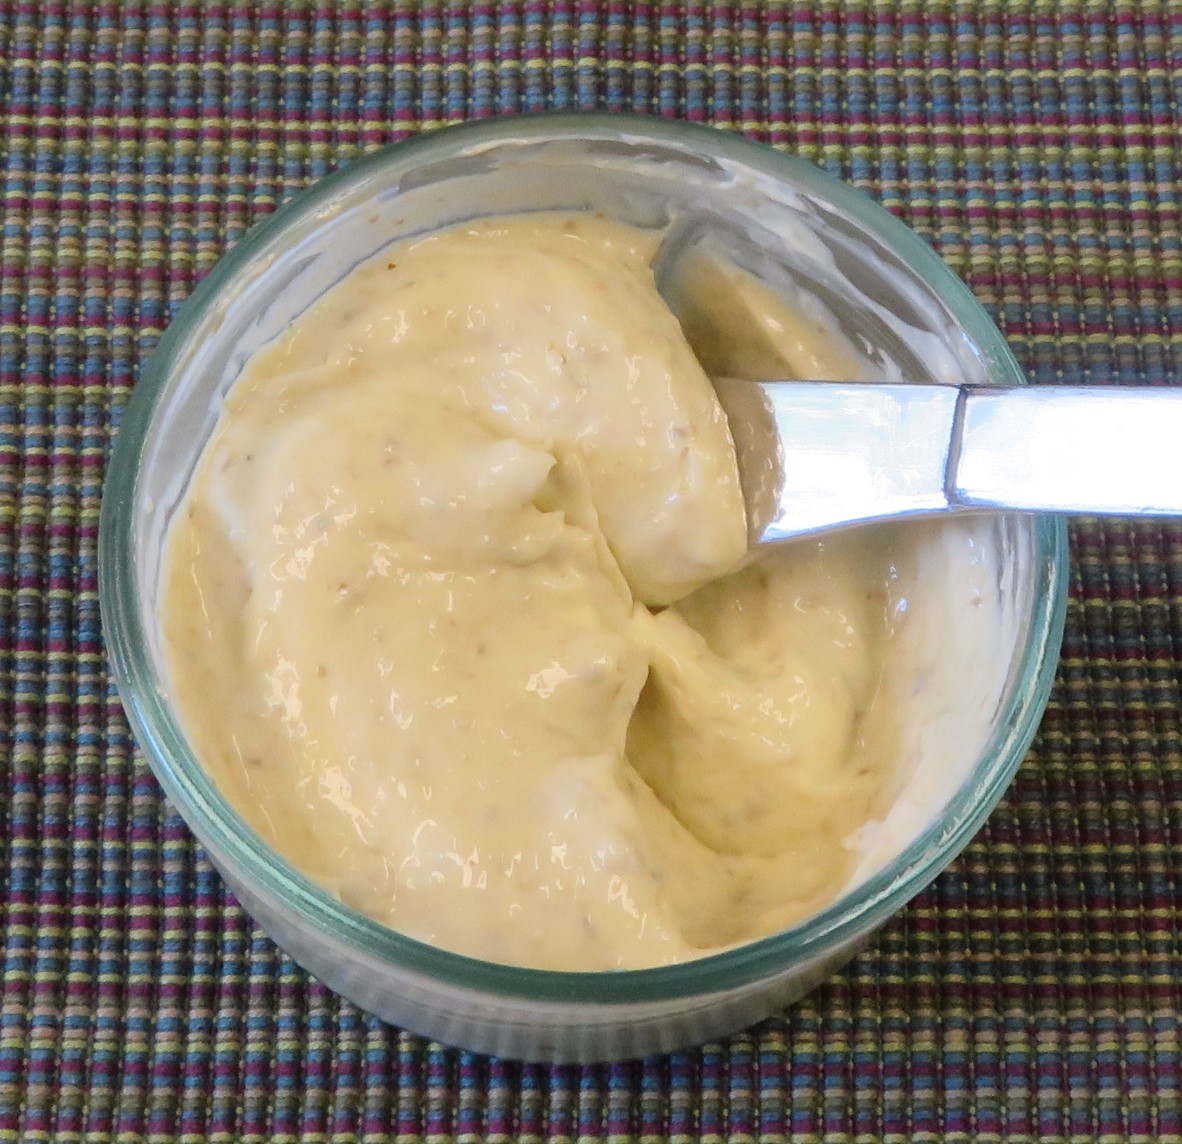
163,215,956,969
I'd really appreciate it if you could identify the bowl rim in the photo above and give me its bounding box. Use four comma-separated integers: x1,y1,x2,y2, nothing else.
99,112,1070,1005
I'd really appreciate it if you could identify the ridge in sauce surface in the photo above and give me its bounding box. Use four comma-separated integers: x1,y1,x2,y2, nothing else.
163,214,976,969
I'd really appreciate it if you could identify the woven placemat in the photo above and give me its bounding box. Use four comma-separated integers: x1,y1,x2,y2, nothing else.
1,3,1180,1140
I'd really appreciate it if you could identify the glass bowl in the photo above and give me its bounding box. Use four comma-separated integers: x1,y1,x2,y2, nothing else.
99,114,1068,1063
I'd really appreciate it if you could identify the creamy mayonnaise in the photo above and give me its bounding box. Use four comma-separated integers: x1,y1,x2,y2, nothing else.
162,214,993,970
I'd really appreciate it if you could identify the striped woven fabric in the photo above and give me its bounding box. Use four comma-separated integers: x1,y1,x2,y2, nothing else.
1,3,1180,1140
